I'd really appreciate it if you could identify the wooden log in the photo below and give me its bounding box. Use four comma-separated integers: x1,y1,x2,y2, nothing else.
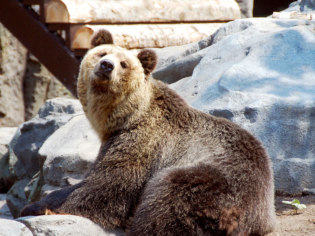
44,0,69,23
44,0,241,23
272,11,315,21
71,23,224,49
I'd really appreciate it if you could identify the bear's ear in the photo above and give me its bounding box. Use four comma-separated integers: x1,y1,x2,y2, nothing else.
137,49,157,76
91,29,114,47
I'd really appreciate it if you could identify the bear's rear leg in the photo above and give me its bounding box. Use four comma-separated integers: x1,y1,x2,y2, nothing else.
129,164,241,236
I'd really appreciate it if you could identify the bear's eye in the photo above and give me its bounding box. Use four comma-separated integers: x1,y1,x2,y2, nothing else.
120,61,128,69
99,53,107,57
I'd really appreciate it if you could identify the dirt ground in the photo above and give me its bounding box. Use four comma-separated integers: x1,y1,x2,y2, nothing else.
268,195,315,236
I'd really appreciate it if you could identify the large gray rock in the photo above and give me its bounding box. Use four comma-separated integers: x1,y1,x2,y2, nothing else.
153,0,315,84
0,128,17,147
153,19,262,83
170,18,315,195
0,127,17,192
5,98,100,217
0,219,32,236
6,98,83,217
23,55,73,121
39,114,100,196
18,215,123,236
0,215,123,236
6,178,30,218
0,23,27,127
153,38,213,83
10,98,83,180
286,0,315,12
0,194,13,219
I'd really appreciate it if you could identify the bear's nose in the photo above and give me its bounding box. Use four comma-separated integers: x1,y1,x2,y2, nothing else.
100,59,114,72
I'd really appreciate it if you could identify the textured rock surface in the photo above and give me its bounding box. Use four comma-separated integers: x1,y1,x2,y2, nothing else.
0,215,123,236
285,0,315,12
0,127,17,192
153,0,315,84
18,215,124,236
0,128,17,148
170,18,315,195
236,0,254,17
0,194,12,219
23,55,73,121
0,218,32,236
6,98,83,217
0,23,72,126
10,98,83,180
153,36,215,83
39,114,100,195
6,179,30,218
0,23,27,127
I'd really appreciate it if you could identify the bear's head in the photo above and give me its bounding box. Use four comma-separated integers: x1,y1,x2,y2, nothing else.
77,30,158,139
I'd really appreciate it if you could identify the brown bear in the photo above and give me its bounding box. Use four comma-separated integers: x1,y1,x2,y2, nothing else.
21,30,276,235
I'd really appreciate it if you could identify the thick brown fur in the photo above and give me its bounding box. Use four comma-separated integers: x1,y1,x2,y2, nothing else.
137,49,157,76
91,29,114,47
21,30,276,235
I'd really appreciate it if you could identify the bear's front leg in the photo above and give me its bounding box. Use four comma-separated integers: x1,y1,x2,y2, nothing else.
55,160,148,230
21,131,156,231
20,182,84,217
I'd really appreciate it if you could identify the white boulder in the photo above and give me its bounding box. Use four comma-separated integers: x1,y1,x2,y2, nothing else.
0,218,32,236
170,18,315,195
39,114,100,195
18,215,123,236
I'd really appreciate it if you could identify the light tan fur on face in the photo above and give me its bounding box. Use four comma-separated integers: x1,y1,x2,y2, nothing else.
78,45,152,141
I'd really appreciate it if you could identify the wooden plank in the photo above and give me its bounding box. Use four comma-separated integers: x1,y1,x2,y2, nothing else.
71,23,224,50
43,0,241,23
272,11,315,20
0,0,80,96
43,0,69,23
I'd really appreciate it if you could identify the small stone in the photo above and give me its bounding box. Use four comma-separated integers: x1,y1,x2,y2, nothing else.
0,194,13,219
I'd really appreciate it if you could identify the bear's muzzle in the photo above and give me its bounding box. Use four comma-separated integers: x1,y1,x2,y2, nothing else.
94,59,115,80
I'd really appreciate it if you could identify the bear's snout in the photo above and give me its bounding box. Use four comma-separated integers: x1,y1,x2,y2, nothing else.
100,59,114,72
95,59,115,80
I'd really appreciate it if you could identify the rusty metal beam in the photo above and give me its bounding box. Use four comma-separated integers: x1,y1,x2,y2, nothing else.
21,0,41,5
0,0,80,96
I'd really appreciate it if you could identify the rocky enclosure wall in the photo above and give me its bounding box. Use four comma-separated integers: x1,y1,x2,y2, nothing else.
0,23,73,127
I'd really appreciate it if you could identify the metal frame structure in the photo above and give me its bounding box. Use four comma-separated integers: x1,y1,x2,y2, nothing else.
0,0,80,96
